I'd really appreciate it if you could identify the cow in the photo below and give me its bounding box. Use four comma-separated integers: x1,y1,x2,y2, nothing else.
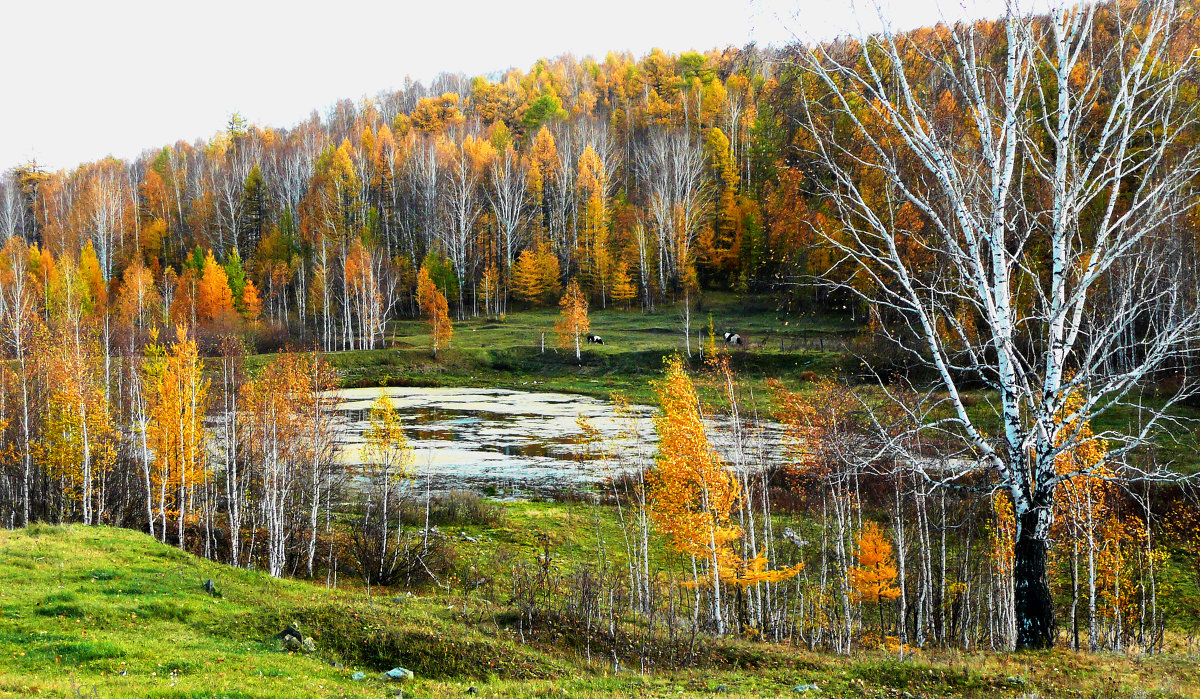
723,331,744,347
587,334,604,345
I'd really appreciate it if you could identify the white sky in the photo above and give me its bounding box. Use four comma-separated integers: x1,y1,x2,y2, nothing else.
0,0,1016,171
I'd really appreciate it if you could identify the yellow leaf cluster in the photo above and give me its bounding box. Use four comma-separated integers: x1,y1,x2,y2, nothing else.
849,521,902,603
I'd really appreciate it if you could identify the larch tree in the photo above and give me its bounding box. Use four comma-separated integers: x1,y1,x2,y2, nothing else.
197,249,236,326
416,264,452,358
647,356,740,634
511,248,546,305
555,278,589,363
576,144,614,304
241,279,263,322
850,521,902,640
609,260,636,309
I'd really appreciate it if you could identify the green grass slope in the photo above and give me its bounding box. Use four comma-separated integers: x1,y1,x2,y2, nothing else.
0,524,561,698
3,524,1200,697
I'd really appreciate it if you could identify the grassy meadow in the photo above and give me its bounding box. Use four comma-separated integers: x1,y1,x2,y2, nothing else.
4,522,1199,698
289,292,853,405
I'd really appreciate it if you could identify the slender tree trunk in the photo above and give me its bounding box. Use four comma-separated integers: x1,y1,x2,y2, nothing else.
19,352,30,527
894,470,907,651
1087,488,1098,650
1070,540,1080,651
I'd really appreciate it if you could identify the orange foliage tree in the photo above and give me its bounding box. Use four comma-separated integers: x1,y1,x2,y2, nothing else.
197,250,236,325
850,521,901,639
241,279,263,322
555,279,589,362
647,356,800,635
416,264,452,357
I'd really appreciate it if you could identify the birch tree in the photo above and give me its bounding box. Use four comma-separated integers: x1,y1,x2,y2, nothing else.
488,143,528,311
0,171,25,240
636,130,711,293
796,0,1200,648
0,237,35,525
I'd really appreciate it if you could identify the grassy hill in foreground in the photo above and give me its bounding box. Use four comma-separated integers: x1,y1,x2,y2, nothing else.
2,524,1200,698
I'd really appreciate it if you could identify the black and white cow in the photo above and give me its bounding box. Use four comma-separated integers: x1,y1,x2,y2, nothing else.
587,334,604,345
723,331,744,346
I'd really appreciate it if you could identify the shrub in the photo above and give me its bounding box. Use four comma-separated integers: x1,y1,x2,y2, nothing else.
344,510,460,589
397,490,506,528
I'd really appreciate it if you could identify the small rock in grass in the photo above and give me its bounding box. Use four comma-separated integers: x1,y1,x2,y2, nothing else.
466,688,478,695
794,684,820,693
383,666,414,681
283,636,306,653
351,671,366,681
203,579,216,595
279,627,315,654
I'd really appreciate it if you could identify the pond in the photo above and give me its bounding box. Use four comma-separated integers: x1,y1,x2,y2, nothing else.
333,387,659,495
331,386,784,496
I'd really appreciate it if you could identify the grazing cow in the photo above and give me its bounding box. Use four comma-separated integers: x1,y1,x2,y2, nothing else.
723,332,744,346
587,334,604,345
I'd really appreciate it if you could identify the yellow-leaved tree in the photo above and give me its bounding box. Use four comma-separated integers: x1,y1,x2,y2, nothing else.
647,356,800,635
511,249,545,304
647,356,740,634
416,264,452,357
36,250,115,527
512,243,561,306
241,279,263,322
555,279,589,362
609,259,637,309
850,521,901,640
36,319,116,527
358,392,415,586
144,326,209,550
1050,385,1121,651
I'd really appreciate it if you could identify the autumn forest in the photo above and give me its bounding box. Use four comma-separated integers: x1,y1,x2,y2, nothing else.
4,0,1200,696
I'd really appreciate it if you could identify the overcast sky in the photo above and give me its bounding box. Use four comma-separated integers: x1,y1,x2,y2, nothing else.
0,0,1015,171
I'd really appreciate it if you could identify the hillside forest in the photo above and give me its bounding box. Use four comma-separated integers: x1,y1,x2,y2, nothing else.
2,0,1200,669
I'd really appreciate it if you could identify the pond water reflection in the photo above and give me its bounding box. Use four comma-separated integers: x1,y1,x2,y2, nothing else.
332,387,658,495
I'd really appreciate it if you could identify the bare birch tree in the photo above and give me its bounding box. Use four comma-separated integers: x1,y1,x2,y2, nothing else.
636,129,712,292
796,0,1200,648
488,143,529,312
0,171,25,240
